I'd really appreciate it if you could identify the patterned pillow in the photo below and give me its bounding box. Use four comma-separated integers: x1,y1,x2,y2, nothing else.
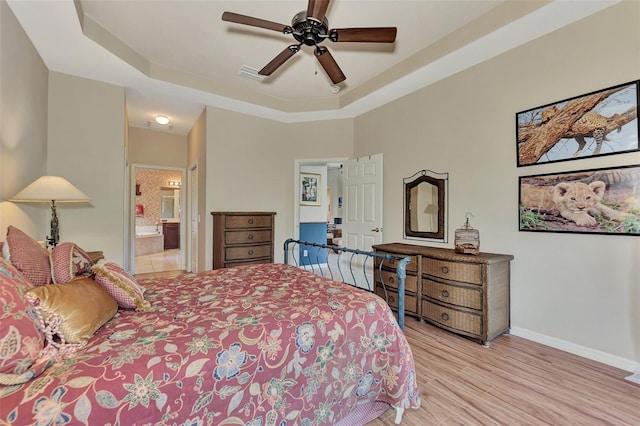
0,257,49,385
91,260,150,311
50,242,92,283
26,277,118,345
5,226,51,286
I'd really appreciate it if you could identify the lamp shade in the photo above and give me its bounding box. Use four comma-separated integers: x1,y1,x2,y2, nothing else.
10,176,90,202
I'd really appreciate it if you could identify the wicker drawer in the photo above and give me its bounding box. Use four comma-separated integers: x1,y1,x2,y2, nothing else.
423,258,481,285
225,244,271,261
422,278,481,310
422,300,481,336
225,215,272,229
377,269,418,293
376,286,418,315
224,259,268,268
375,252,418,272
225,230,272,245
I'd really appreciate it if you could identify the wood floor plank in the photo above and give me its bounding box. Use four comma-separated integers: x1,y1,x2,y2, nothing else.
369,318,640,426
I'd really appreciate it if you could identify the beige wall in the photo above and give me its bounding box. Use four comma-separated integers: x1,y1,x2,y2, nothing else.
47,72,126,264
354,1,640,368
205,106,353,266
0,0,48,240
129,127,188,167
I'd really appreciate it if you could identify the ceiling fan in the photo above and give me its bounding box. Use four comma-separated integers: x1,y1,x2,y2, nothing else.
221,0,397,85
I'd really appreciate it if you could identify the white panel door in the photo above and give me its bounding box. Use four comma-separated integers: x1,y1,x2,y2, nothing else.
341,153,383,289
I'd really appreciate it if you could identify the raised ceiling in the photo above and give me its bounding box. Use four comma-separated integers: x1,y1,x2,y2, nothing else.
7,0,619,134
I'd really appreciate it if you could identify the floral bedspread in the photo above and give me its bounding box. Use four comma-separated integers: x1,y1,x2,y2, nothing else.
1,263,420,425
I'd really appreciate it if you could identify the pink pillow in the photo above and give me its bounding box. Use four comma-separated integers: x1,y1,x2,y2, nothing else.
50,242,92,283
0,257,50,385
5,226,51,286
91,260,150,311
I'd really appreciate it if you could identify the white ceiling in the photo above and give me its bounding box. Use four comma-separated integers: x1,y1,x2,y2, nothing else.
7,0,619,135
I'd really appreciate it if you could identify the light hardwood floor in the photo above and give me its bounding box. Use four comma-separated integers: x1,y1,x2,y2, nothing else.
134,270,640,425
372,318,640,426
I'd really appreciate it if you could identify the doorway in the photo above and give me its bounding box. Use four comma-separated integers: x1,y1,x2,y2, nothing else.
293,154,383,259
131,164,186,274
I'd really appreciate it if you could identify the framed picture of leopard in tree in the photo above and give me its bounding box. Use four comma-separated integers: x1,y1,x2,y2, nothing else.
519,164,640,235
516,80,639,167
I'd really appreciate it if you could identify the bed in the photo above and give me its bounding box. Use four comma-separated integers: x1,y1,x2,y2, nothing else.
0,232,420,425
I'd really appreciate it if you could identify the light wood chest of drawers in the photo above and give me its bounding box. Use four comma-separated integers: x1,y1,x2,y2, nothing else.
211,212,276,269
373,243,513,345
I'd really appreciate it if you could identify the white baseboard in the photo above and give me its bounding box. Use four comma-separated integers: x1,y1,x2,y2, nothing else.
509,327,639,374
626,370,640,384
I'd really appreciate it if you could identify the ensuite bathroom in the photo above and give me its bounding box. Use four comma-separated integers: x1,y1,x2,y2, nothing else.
134,168,182,273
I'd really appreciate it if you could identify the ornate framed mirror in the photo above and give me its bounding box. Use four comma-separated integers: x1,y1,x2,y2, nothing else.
403,170,448,242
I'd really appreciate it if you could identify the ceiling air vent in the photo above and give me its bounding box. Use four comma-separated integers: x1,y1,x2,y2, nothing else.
238,65,266,82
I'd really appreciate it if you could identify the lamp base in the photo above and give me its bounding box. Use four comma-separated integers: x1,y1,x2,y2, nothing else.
47,200,59,248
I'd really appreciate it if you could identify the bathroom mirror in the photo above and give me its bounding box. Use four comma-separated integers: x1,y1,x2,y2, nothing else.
404,170,448,242
160,188,180,219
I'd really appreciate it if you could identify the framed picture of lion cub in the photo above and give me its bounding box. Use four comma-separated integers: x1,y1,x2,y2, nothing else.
519,164,640,235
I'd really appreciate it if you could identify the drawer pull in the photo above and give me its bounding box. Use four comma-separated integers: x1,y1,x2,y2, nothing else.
441,290,449,298
248,219,254,224
389,295,396,303
248,234,254,240
441,266,449,274
441,313,450,321
248,250,254,255
388,276,395,284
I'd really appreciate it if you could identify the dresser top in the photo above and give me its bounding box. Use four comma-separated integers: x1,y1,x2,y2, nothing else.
373,242,513,264
211,212,276,215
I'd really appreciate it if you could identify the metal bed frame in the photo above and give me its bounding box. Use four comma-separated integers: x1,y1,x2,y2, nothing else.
284,238,411,330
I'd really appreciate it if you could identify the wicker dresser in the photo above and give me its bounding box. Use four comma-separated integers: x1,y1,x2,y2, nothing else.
373,252,420,317
373,243,513,346
211,212,276,269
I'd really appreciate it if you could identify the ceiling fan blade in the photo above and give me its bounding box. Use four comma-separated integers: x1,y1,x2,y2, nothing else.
306,0,330,23
222,11,290,33
315,47,345,84
329,27,397,43
259,45,301,76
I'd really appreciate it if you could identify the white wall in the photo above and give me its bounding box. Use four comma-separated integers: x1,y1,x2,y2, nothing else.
354,1,640,370
299,165,328,223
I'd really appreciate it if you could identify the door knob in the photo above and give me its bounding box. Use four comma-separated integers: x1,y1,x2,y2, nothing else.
371,227,381,232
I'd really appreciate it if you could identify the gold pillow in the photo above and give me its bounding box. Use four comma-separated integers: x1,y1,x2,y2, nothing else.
27,277,118,344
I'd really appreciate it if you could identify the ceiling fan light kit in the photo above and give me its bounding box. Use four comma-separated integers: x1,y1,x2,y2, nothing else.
222,0,397,85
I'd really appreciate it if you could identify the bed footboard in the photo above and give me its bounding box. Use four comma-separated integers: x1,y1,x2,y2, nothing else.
284,238,410,330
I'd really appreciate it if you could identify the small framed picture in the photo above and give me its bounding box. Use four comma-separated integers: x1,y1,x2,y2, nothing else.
519,164,640,235
300,173,321,206
135,204,144,216
516,80,639,167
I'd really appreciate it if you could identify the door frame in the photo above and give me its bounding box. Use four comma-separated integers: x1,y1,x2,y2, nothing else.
187,162,198,273
293,158,347,242
129,163,186,273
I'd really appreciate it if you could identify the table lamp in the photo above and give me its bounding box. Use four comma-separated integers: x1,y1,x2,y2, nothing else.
10,176,90,247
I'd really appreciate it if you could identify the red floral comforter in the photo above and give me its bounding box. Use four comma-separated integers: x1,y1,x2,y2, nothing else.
1,263,420,425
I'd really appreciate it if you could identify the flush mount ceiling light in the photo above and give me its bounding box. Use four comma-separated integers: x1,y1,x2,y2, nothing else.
155,115,170,125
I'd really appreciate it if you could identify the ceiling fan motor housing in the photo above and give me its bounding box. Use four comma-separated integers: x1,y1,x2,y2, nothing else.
292,10,329,46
